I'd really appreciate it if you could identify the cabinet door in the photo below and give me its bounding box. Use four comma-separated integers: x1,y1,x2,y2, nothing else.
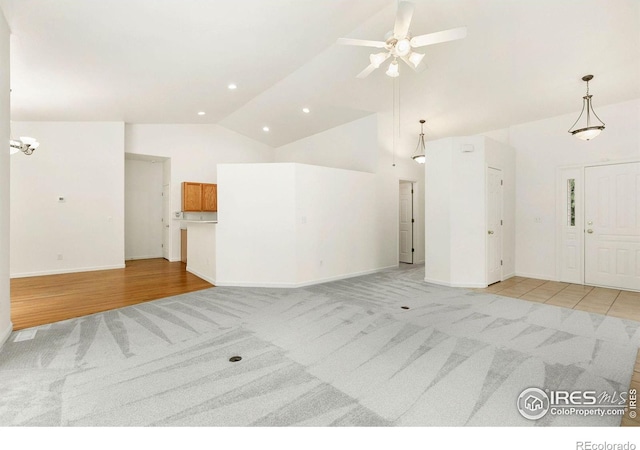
202,183,217,212
182,182,202,211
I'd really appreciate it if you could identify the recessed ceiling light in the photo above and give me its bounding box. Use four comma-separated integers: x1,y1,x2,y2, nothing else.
263,126,270,132
302,108,310,114
197,111,206,116
228,83,237,90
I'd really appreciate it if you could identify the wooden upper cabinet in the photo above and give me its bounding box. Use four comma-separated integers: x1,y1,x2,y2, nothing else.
182,182,203,212
182,181,217,212
202,183,217,212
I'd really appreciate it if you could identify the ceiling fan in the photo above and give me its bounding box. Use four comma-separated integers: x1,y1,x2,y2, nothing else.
337,1,467,78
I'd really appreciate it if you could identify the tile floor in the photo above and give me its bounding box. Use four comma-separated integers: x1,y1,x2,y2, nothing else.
476,276,640,426
478,277,640,321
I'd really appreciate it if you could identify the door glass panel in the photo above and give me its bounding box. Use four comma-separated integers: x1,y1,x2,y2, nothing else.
567,179,576,227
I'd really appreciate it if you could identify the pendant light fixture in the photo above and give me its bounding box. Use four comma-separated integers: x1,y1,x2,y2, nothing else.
568,74,605,141
412,119,426,164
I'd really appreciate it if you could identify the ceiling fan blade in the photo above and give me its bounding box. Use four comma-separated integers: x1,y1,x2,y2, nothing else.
337,37,387,48
393,1,415,39
356,64,377,79
410,27,467,48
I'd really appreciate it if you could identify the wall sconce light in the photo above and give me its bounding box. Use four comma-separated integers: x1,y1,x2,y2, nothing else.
10,137,40,155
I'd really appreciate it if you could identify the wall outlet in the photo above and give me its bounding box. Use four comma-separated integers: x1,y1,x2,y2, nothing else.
58,196,65,203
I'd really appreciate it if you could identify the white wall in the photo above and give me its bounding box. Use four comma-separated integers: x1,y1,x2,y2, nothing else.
425,136,516,287
186,222,216,284
484,99,640,280
275,115,378,173
125,124,275,262
274,114,426,266
215,163,394,287
125,158,164,260
424,138,453,283
295,164,382,284
0,10,12,345
10,122,125,277
216,163,297,286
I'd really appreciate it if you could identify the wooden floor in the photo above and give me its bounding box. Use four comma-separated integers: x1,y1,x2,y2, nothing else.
10,258,213,331
476,276,640,427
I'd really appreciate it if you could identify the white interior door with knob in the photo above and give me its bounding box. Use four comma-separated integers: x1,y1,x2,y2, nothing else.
163,183,171,260
399,181,414,264
585,162,640,291
486,167,503,285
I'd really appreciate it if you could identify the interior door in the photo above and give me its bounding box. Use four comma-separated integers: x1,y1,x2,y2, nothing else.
585,162,640,291
163,183,171,260
399,181,414,263
486,167,503,285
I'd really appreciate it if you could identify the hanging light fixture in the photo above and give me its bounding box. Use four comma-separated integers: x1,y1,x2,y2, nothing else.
386,59,400,78
9,136,40,155
568,74,605,141
412,119,426,164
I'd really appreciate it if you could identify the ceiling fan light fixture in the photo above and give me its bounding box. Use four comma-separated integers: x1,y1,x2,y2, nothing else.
568,74,605,141
408,51,425,68
337,2,466,78
395,38,411,57
369,52,388,68
386,60,399,78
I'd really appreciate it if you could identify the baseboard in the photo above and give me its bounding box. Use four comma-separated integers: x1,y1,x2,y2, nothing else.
125,255,163,261
0,322,13,348
514,271,555,281
423,277,487,289
10,264,126,279
216,265,398,289
502,272,516,280
186,267,216,286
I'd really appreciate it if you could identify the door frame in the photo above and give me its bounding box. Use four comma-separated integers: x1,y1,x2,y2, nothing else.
399,179,418,265
486,166,504,285
555,158,639,286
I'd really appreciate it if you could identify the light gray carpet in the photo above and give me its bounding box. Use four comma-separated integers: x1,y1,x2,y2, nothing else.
1,264,638,426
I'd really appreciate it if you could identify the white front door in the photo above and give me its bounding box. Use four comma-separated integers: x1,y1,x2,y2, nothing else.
162,183,171,260
486,167,503,285
585,162,640,291
399,181,413,263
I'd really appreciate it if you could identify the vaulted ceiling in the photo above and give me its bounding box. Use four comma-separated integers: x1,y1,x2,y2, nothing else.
2,0,639,147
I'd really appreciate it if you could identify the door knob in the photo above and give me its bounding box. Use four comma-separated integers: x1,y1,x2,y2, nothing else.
488,230,494,235
587,229,593,234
